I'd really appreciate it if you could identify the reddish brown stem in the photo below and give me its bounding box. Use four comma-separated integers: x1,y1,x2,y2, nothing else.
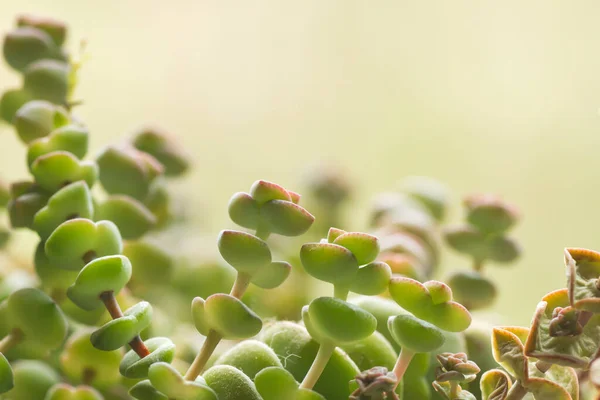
99,291,150,358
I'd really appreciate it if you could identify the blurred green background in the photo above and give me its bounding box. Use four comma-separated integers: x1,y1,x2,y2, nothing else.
2,1,600,326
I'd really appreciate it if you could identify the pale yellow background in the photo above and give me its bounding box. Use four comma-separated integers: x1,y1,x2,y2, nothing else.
2,1,600,325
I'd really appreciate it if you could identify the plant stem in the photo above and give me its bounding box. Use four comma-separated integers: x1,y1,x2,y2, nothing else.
230,272,252,299
450,381,459,399
504,380,528,400
255,225,271,241
0,328,23,353
333,285,349,301
299,342,336,390
473,258,485,272
99,291,150,358
184,329,222,381
392,349,415,388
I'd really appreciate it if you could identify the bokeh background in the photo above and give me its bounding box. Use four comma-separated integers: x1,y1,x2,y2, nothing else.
2,1,600,326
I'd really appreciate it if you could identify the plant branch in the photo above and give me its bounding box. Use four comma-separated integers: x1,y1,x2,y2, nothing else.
99,291,150,358
0,328,23,353
392,348,415,388
230,272,252,299
184,329,222,381
299,342,336,390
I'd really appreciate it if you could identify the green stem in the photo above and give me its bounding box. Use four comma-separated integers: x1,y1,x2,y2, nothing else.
230,272,252,299
255,225,271,241
184,329,222,381
333,285,349,301
473,258,485,272
505,380,528,400
0,328,23,353
450,381,459,399
392,349,415,388
299,342,336,390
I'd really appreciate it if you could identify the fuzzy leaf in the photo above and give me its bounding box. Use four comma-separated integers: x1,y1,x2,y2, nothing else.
480,369,512,400
203,365,262,400
120,337,175,379
204,294,262,339
300,243,358,286
148,362,216,400
491,327,529,381
217,230,271,275
565,247,600,312
215,340,282,379
388,314,445,353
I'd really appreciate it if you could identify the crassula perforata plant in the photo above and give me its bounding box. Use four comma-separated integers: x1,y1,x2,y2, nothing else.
3,12,600,400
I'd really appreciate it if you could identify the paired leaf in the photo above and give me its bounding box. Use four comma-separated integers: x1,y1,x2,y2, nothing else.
120,337,176,379
192,294,262,339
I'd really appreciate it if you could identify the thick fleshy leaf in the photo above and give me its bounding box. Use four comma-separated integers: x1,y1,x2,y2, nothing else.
433,381,476,400
32,181,93,240
465,195,519,235
524,377,572,400
228,192,260,229
250,180,291,204
28,124,88,167
148,362,217,400
254,367,299,400
251,261,291,289
215,340,282,379
191,297,210,336
6,288,67,349
0,89,33,124
565,247,600,312
260,321,359,400
388,314,445,352
23,59,69,104
491,327,528,381
480,369,512,400
333,232,380,265
350,261,392,296
60,328,122,388
45,218,122,271
527,362,579,400
16,15,67,47
3,360,60,400
0,353,14,394
260,200,314,236
129,380,168,400
120,337,176,379
13,100,69,144
44,383,103,400
3,27,61,72
303,297,376,344
217,230,271,275
131,127,190,176
203,294,262,339
124,241,174,288
300,243,358,286
31,151,97,193
524,288,600,368
8,189,49,229
34,241,78,292
340,331,397,371
351,296,408,352
448,271,497,310
444,225,488,261
95,195,156,240
487,236,521,264
388,277,472,332
90,301,152,350
203,365,262,400
96,145,163,201
67,255,132,310
327,227,346,243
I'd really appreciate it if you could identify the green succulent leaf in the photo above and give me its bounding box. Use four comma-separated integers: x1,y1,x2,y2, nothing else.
255,367,326,400
60,328,122,389
215,340,282,379
340,331,397,371
31,151,97,193
388,314,445,353
95,195,156,240
464,195,519,235
131,127,190,176
487,237,521,264
444,226,488,261
388,277,472,332
0,89,33,124
564,247,600,312
0,353,14,394
228,192,260,230
6,288,68,350
217,230,271,275
447,271,497,310
23,59,69,104
350,261,392,296
491,327,529,381
27,124,88,167
44,383,104,400
524,288,600,368
96,145,163,201
123,241,174,289
251,261,292,289
120,337,176,379
34,240,78,292
332,232,380,265
480,369,512,400
3,360,60,400
300,242,358,287
202,294,262,339
250,180,291,204
129,380,168,400
45,218,122,271
3,27,62,72
67,255,132,310
148,362,217,400
203,365,262,400
302,297,376,344
13,99,69,143
524,377,572,400
259,199,315,236
527,362,578,400
8,189,50,229
16,15,67,47
32,181,93,240
90,301,153,351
